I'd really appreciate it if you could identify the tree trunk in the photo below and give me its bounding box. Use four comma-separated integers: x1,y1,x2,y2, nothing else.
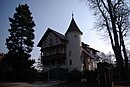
107,0,125,80
118,21,128,74
119,32,128,69
122,43,128,69
121,35,128,75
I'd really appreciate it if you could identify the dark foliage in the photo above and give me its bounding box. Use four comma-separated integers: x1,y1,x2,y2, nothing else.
6,4,35,54
3,4,36,81
83,70,98,83
68,69,82,83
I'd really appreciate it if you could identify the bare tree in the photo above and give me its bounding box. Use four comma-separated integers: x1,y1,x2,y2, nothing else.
116,1,130,69
97,51,114,64
85,0,130,80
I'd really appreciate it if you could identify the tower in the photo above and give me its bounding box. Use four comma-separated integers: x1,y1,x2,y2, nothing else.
65,14,83,71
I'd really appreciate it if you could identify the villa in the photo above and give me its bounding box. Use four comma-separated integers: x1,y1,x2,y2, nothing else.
37,15,100,81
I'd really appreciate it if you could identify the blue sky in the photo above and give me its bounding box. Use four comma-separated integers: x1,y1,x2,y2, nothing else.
0,0,112,61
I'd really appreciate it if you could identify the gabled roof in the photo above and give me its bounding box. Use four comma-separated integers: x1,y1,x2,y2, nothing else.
65,17,83,35
81,42,101,61
82,48,96,59
37,28,67,47
82,42,89,47
82,42,99,52
82,42,99,59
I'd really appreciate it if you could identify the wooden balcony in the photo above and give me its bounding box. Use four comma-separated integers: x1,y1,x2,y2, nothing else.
41,53,66,66
41,53,65,62
41,44,65,51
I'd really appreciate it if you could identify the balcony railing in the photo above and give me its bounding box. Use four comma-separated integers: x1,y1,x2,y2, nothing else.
41,53,65,62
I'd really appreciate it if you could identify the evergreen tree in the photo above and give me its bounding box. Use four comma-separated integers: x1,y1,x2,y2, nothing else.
5,4,35,81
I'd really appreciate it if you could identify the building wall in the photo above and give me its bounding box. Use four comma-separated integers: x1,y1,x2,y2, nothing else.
66,32,82,72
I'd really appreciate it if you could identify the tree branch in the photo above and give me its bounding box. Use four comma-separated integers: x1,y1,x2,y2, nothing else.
96,0,115,49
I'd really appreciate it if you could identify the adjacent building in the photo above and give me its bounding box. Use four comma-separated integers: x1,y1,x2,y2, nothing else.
37,15,100,81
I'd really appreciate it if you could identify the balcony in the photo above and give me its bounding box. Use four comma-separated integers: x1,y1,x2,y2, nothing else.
41,53,65,62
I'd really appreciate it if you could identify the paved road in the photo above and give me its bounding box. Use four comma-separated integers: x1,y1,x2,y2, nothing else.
0,82,129,87
0,82,99,87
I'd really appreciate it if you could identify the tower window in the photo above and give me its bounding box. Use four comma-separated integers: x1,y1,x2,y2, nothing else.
69,50,71,56
69,60,72,65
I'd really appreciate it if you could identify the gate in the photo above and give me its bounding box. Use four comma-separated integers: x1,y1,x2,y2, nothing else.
49,68,68,81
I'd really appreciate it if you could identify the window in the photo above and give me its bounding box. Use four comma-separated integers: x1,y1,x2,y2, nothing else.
74,35,77,38
69,60,72,65
69,50,71,56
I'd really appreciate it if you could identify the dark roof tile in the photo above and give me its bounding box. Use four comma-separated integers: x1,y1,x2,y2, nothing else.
37,28,67,47
65,17,83,35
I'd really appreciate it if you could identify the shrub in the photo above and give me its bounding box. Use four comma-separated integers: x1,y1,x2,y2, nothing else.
83,70,98,83
68,69,82,83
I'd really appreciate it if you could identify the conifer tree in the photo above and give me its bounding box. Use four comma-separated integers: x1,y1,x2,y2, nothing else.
5,4,35,80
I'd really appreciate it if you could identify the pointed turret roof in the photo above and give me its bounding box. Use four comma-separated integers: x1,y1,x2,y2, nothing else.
65,15,83,35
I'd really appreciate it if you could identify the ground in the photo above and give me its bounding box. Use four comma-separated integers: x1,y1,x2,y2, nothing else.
0,82,96,87
0,81,130,87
